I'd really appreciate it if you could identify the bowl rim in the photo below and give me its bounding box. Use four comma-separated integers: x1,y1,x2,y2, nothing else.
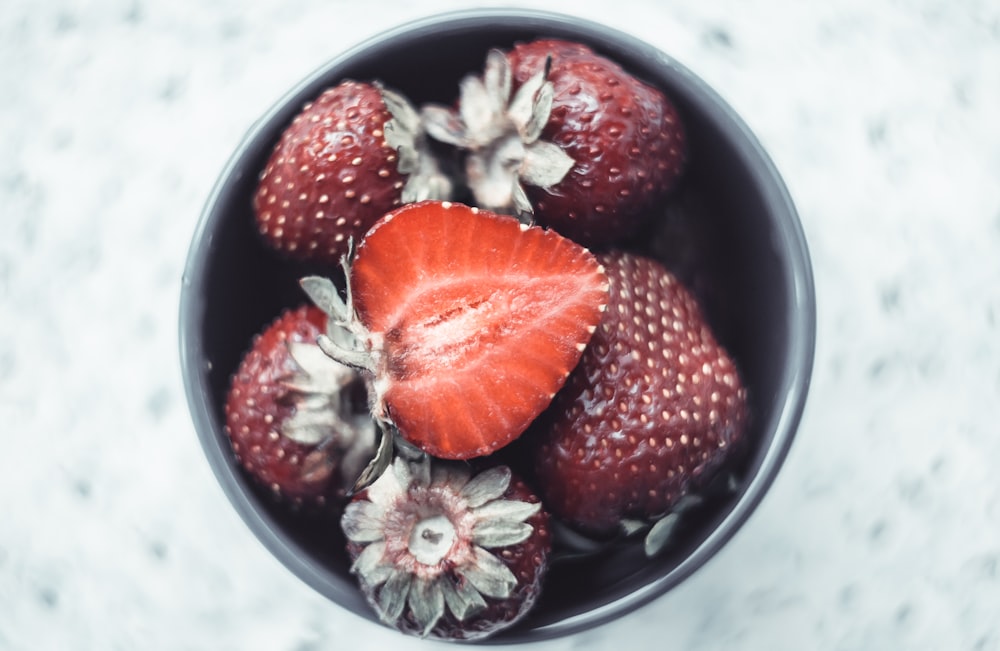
179,7,816,643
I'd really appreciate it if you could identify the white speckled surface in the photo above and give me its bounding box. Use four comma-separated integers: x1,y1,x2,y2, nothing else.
2,0,999,649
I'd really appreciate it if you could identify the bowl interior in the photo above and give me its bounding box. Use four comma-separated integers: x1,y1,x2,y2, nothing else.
180,9,814,643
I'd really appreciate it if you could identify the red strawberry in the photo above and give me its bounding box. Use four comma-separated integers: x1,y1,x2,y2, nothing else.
254,80,452,265
341,455,551,640
224,305,376,508
302,200,608,462
422,40,686,247
528,251,748,538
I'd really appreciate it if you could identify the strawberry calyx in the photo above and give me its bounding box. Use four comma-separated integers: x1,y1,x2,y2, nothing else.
546,469,742,562
641,470,741,556
421,49,574,220
300,269,428,495
299,265,377,376
275,337,377,495
224,304,379,506
342,455,543,638
278,340,363,444
298,271,397,493
378,84,455,204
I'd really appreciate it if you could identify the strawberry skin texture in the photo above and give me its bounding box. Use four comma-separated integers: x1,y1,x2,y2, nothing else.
507,40,686,248
253,81,406,265
225,306,340,506
530,251,748,537
350,200,609,460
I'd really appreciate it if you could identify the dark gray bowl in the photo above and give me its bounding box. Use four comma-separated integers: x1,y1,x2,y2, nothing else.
180,8,815,643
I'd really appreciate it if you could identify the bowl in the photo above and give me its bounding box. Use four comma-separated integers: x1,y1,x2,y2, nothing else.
179,8,815,643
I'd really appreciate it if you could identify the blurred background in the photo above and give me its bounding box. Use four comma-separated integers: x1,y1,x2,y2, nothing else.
1,0,998,649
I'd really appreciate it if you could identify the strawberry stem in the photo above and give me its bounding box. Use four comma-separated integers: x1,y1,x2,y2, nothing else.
317,333,376,373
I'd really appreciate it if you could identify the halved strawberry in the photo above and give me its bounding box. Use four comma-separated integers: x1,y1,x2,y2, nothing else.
304,200,609,461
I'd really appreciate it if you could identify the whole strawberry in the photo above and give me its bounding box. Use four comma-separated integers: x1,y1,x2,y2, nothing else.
303,200,609,463
422,40,686,247
342,455,551,640
224,305,376,508
254,80,451,265
528,251,748,538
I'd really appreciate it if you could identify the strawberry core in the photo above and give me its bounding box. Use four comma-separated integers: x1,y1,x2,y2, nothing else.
409,514,457,565
383,287,516,379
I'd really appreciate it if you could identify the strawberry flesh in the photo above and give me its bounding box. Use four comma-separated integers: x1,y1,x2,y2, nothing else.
349,200,609,460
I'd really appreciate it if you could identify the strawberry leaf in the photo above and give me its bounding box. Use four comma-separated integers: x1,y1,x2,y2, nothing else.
349,423,395,495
